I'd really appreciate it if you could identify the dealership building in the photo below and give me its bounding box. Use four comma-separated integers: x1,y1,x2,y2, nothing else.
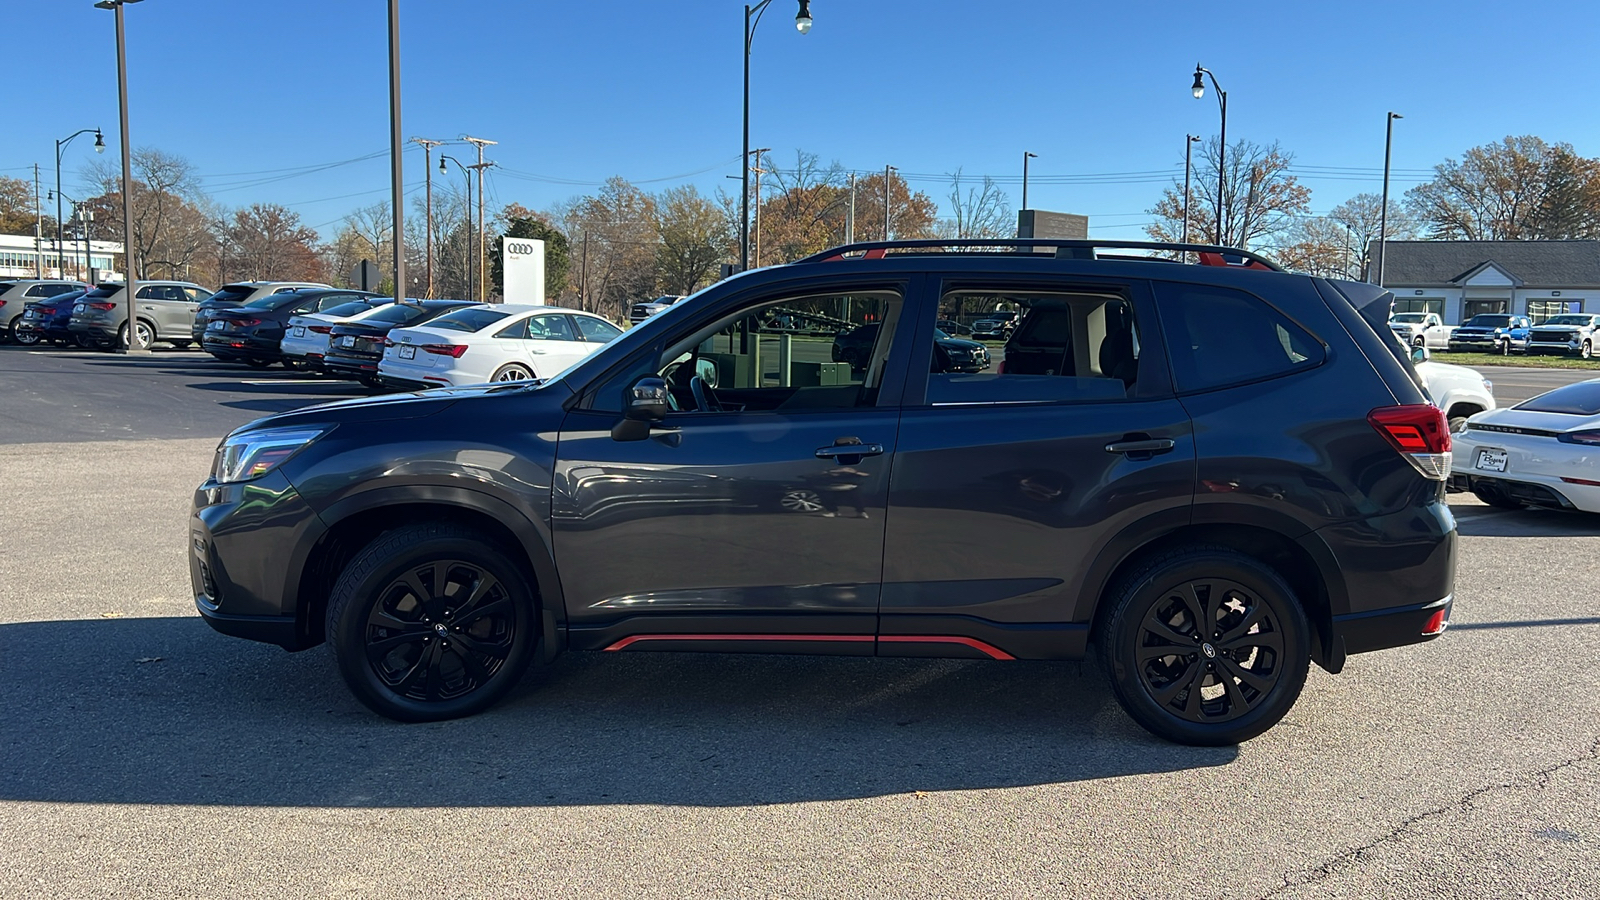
1369,240,1600,324
0,232,123,282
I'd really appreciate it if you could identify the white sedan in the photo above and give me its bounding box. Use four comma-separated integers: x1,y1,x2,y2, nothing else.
377,304,623,388
1451,378,1600,512
281,298,394,368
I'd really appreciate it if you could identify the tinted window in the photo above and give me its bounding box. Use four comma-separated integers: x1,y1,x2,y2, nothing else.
529,314,576,341
1465,315,1512,328
322,301,376,318
206,286,255,303
245,295,289,309
494,318,528,339
1517,382,1600,415
83,286,120,299
1156,283,1323,393
429,308,512,333
576,316,623,342
1543,315,1592,326
365,304,431,325
182,287,209,303
317,294,362,310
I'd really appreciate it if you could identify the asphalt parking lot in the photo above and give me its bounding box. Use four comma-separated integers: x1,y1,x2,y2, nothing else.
3,344,1599,899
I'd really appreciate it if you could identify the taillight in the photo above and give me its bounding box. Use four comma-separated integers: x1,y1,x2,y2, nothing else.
383,338,395,347
1369,405,1451,480
1558,430,1600,445
89,302,116,311
308,325,333,334
233,317,261,327
421,343,468,358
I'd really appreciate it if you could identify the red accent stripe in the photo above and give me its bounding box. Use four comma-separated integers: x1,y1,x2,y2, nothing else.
879,635,1016,660
604,633,874,652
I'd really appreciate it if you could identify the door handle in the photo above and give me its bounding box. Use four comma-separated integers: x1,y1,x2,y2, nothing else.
1105,438,1176,455
815,443,884,460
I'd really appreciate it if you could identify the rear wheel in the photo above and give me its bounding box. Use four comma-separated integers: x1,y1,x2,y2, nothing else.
171,339,193,350
1449,415,1470,434
1099,547,1310,746
74,333,93,348
492,363,535,382
326,523,538,721
117,320,155,351
13,326,42,346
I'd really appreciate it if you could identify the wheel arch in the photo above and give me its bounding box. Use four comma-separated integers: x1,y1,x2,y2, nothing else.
1084,509,1348,674
295,487,565,655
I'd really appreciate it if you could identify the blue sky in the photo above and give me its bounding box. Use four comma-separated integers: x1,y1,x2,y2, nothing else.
8,0,1598,239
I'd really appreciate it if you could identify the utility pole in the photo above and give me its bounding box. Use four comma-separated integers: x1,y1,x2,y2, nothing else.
32,164,42,278
411,138,444,298
845,173,856,244
750,148,770,267
883,165,896,240
462,135,497,301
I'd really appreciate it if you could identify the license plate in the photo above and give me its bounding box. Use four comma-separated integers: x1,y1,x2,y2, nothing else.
207,320,225,331
293,325,305,337
340,336,357,347
1475,448,1509,473
398,345,415,360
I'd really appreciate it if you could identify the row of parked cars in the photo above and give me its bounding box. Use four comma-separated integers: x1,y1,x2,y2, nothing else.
1389,311,1600,357
4,278,627,389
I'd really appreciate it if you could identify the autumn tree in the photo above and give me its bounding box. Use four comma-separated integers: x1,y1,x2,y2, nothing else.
84,148,217,281
653,185,730,295
1275,193,1418,279
1145,137,1311,252
0,175,49,237
1405,136,1600,240
222,203,324,282
562,177,658,320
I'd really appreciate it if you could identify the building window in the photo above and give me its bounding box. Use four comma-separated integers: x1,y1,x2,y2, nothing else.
1392,298,1444,316
1528,299,1583,323
1465,299,1509,319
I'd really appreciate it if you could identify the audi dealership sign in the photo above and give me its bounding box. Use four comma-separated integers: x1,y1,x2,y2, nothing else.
501,236,546,305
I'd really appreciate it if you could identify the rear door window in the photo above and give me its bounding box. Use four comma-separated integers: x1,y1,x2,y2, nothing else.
1153,282,1324,393
575,315,622,343
529,314,577,341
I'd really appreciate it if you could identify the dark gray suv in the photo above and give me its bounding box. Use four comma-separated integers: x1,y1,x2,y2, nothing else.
190,239,1455,746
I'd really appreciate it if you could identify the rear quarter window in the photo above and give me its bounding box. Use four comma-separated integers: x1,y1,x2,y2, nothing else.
1155,282,1324,393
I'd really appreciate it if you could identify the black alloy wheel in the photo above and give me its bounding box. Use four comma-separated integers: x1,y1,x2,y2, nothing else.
1099,547,1309,746
327,523,537,721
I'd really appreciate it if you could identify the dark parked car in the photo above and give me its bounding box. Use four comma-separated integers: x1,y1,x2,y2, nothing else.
13,290,88,346
970,310,1017,340
322,300,479,386
1,280,89,341
191,238,1454,746
201,289,381,367
191,281,334,343
834,323,989,373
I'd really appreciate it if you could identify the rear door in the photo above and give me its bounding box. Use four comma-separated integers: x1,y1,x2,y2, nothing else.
135,284,185,336
879,273,1196,660
523,312,591,376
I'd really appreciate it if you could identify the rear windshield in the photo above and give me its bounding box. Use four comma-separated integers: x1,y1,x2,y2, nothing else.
1465,315,1512,327
364,304,431,325
427,308,512,333
246,294,297,309
207,285,256,303
83,286,121,299
1516,382,1600,416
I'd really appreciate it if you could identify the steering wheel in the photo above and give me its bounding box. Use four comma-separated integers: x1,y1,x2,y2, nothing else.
689,375,723,413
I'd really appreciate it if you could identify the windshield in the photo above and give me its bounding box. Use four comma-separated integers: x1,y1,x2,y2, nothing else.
1517,381,1600,415
426,308,512,333
1543,315,1592,326
1391,313,1427,323
1465,315,1512,327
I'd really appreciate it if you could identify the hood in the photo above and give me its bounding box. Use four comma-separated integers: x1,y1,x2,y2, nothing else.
937,335,986,350
227,379,575,438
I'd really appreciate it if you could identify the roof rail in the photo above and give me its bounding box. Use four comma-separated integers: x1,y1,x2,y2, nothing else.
797,239,1283,272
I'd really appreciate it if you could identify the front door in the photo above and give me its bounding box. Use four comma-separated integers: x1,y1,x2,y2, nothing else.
879,274,1196,660
553,280,917,654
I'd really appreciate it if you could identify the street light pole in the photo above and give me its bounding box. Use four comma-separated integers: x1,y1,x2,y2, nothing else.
883,164,896,240
412,138,444,298
386,0,405,303
1377,111,1403,287
845,173,856,244
742,0,812,272
1182,134,1201,247
1022,151,1037,212
93,0,139,353
1192,64,1227,245
54,128,104,278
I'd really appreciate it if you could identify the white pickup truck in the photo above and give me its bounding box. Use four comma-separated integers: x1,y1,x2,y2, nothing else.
1415,350,1495,432
1390,312,1455,350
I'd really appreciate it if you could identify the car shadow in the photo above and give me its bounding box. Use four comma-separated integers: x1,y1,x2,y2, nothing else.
1452,504,1600,538
0,617,1235,809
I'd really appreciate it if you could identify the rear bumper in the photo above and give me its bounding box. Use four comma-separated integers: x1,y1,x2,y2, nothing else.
68,319,117,340
1449,472,1595,512
1335,594,1451,656
202,335,281,360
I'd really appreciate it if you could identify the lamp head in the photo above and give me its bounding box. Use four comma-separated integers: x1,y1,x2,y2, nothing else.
1390,111,1404,120
1191,68,1206,100
1026,152,1038,159
439,157,447,173
795,0,812,34
1189,134,1202,143
94,130,105,153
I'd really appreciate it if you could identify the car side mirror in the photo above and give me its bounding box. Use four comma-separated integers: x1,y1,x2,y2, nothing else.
1411,346,1430,363
612,376,669,441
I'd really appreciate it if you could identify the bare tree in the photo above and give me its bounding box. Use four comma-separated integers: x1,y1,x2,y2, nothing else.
562,177,658,320
86,148,216,280
942,168,1013,239
1145,138,1311,252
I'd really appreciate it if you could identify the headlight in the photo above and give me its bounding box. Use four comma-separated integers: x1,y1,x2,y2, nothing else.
213,427,329,484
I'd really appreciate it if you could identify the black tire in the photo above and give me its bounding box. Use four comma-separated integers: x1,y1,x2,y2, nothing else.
1098,546,1310,746
1472,483,1524,510
492,362,535,382
359,376,385,390
74,333,94,348
244,358,274,369
13,326,42,346
1449,415,1470,434
326,523,538,722
1498,338,1511,356
1412,335,1425,348
171,340,193,350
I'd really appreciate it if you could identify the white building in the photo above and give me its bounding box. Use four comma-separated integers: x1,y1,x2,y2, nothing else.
0,232,123,282
1369,240,1600,325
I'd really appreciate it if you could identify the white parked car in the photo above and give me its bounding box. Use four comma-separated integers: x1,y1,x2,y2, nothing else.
1389,312,1454,349
377,304,623,389
1451,378,1600,512
280,297,394,369
1415,353,1495,432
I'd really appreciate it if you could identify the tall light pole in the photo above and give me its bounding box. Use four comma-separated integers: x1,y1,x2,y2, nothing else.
386,0,405,303
33,164,44,278
1377,111,1403,287
462,136,496,301
845,172,856,244
883,164,896,240
54,128,104,278
742,0,812,271
1021,151,1037,212
411,137,444,298
1182,134,1201,246
1191,64,1227,245
440,155,473,301
93,0,140,353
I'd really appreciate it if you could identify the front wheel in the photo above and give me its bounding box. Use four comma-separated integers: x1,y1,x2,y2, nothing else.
1584,341,1593,360
327,523,538,722
1498,338,1511,356
1098,547,1310,746
1412,335,1425,348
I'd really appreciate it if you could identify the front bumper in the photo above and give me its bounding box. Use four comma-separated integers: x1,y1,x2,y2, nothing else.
191,470,326,650
1526,340,1582,355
